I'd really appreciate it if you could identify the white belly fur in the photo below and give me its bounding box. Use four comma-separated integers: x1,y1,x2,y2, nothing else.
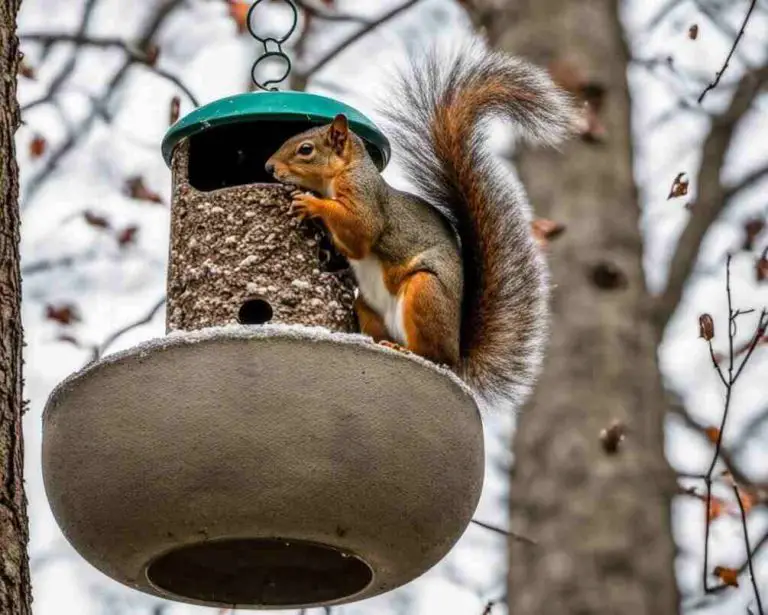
349,255,407,345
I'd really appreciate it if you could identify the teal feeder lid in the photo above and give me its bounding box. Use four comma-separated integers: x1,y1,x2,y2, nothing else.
162,91,390,171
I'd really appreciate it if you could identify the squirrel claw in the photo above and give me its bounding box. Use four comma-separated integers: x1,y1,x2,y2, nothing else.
377,340,411,355
289,205,310,222
289,193,314,221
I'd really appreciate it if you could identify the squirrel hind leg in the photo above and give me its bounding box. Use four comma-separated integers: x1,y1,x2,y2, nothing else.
398,271,460,368
354,296,392,343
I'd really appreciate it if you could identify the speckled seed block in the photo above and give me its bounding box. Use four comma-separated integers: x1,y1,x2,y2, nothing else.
167,140,356,333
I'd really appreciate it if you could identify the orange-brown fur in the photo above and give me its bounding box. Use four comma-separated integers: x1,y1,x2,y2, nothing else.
265,42,573,406
354,296,390,343
266,114,461,367
399,271,458,365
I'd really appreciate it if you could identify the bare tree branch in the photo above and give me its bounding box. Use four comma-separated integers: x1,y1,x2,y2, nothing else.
725,164,768,200
22,0,187,203
90,297,165,363
292,0,370,23
20,0,101,112
734,483,765,614
653,64,768,336
21,249,99,276
698,0,758,103
481,597,505,615
696,259,768,595
293,0,424,89
19,33,199,107
470,518,538,546
21,33,130,47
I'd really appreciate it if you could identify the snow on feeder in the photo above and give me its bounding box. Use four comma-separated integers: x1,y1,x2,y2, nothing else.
41,0,483,610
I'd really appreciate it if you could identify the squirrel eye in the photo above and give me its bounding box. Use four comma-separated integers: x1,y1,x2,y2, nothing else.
297,143,314,156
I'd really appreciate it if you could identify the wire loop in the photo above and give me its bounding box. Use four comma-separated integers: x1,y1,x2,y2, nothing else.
247,0,298,91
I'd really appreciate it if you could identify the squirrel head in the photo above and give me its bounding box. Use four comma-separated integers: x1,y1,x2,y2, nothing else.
266,114,352,195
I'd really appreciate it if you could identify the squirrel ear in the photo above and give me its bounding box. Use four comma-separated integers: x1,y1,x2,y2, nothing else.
328,114,349,154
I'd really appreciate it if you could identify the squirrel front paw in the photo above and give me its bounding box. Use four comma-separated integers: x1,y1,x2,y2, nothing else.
290,192,318,222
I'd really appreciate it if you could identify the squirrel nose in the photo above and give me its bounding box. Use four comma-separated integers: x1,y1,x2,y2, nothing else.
265,161,275,175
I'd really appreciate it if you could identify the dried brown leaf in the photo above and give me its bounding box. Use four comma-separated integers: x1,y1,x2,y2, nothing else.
143,43,160,67
708,496,727,521
757,257,768,282
117,225,139,248
45,303,81,326
713,566,739,587
83,211,110,229
531,217,566,248
228,0,250,33
668,172,689,199
743,218,765,251
699,313,715,341
170,96,181,125
29,135,47,159
704,426,720,444
19,59,36,80
125,176,163,204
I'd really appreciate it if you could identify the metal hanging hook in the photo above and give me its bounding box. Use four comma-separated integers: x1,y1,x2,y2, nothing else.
247,0,298,91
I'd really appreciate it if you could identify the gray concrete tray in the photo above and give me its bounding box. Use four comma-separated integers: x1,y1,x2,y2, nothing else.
42,324,484,609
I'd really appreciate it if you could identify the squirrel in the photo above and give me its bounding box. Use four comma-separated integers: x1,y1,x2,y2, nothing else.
265,42,574,408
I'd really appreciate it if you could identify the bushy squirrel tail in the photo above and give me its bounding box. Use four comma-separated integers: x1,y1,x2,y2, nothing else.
381,40,574,408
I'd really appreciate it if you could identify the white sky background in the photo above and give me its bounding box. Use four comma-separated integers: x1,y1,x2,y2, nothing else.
12,0,768,614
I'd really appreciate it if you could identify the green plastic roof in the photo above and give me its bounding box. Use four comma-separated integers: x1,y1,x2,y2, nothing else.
161,91,390,170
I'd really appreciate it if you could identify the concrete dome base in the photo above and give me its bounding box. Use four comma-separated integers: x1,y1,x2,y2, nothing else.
42,325,484,609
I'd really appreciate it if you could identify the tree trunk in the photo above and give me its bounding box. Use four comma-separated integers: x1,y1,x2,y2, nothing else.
0,1,32,614
466,1,680,613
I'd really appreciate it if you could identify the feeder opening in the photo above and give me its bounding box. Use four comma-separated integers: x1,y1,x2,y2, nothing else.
238,297,274,325
188,120,315,192
146,538,373,606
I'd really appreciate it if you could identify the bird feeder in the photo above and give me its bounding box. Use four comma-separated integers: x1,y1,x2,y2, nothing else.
41,1,483,610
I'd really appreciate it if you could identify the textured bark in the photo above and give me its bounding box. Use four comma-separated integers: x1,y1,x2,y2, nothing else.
0,0,33,614
167,141,356,333
466,1,680,613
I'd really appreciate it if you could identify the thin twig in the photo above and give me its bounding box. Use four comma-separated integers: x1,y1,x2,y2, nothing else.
90,297,165,363
22,0,186,203
703,474,714,591
701,256,768,594
293,0,370,23
704,257,735,479
21,249,99,275
734,485,765,614
725,165,768,200
733,312,768,381
707,339,728,388
21,33,128,46
698,0,758,103
654,64,768,336
20,0,101,112
20,33,199,107
297,0,423,84
470,518,537,546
